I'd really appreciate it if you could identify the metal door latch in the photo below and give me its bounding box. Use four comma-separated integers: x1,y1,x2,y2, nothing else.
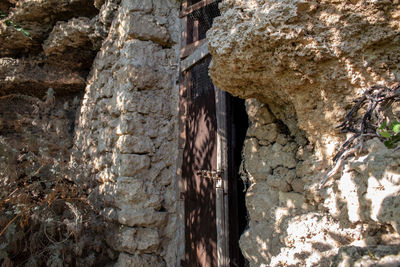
196,170,223,179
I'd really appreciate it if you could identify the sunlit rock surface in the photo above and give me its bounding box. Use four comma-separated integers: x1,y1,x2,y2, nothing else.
209,0,400,155
209,1,400,266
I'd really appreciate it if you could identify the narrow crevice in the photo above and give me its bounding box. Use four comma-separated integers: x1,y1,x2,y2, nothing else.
228,95,250,267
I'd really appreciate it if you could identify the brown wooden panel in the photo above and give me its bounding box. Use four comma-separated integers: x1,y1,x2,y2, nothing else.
183,56,218,267
180,39,207,59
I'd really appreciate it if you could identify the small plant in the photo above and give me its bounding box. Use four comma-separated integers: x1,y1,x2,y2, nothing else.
0,10,32,39
377,120,400,148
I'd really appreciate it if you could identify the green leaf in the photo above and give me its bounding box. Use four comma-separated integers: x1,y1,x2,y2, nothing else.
384,140,394,149
378,121,387,130
393,124,400,134
389,121,400,131
14,25,22,31
22,29,32,39
5,20,12,27
379,131,391,139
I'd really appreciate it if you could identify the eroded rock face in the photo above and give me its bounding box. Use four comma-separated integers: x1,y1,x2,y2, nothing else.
237,100,400,266
0,0,118,96
0,0,98,58
0,57,86,96
209,1,400,266
209,0,400,157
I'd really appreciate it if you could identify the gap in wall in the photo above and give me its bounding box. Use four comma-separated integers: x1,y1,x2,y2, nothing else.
228,95,249,267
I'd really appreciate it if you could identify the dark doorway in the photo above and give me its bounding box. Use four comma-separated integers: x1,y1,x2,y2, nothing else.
226,96,249,267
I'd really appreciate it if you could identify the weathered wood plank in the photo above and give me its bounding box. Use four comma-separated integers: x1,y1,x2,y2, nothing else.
180,39,207,59
180,41,209,72
215,87,229,267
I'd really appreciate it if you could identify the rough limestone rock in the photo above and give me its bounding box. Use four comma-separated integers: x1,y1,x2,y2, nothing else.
121,13,171,46
223,85,400,267
0,57,86,96
209,0,400,156
0,0,118,98
269,213,364,266
320,139,400,229
107,227,161,254
1,0,180,265
332,245,400,267
209,1,400,266
43,17,93,56
115,253,165,267
0,2,114,264
0,0,97,57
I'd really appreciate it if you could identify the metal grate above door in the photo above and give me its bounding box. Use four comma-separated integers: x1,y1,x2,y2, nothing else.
186,1,221,45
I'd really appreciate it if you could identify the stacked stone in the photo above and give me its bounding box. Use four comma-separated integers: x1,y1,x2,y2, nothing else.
238,99,400,266
73,0,180,266
239,99,315,263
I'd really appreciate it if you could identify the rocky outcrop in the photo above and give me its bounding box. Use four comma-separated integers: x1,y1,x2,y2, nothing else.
209,0,400,266
0,57,86,96
0,0,118,96
234,94,400,267
0,0,98,58
209,0,400,156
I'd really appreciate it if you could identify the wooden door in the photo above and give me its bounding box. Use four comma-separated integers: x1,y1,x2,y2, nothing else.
179,1,227,266
182,56,218,267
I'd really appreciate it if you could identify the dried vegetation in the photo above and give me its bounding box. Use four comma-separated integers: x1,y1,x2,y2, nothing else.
321,83,400,188
0,90,113,266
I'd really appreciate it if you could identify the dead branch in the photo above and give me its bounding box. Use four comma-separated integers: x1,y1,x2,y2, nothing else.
0,214,20,237
320,83,400,189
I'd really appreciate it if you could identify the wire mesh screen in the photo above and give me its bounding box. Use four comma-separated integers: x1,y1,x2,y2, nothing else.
187,1,221,44
189,56,213,100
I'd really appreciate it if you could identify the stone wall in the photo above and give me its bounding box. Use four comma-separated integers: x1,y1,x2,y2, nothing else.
208,0,400,266
0,0,118,265
72,0,181,266
1,0,181,265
